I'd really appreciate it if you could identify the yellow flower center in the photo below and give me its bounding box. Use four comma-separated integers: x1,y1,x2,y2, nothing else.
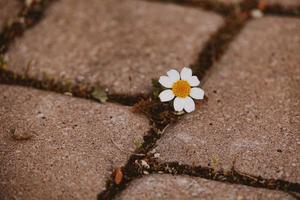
172,80,191,98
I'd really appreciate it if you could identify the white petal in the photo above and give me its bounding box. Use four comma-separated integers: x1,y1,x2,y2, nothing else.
167,69,180,82
180,67,192,80
159,90,175,102
186,76,200,86
183,97,195,113
190,87,204,99
159,76,173,88
173,97,185,112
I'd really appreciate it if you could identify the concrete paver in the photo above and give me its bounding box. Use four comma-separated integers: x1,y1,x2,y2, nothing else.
4,0,224,95
117,174,295,200
0,85,149,200
154,17,300,182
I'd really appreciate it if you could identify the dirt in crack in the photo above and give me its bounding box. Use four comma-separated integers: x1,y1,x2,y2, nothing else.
191,0,258,80
97,78,208,199
97,93,184,199
263,3,300,17
0,67,146,106
148,161,300,193
146,0,234,16
147,0,300,17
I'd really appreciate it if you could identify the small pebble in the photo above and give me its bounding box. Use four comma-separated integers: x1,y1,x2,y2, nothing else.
25,0,34,7
141,160,150,169
75,75,85,83
64,92,73,96
251,9,263,18
149,149,156,154
154,153,160,158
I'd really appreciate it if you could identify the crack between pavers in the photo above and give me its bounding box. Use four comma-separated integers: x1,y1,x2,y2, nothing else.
99,136,300,199
99,157,300,198
97,98,184,200
145,0,234,16
192,11,250,81
0,67,148,106
146,0,300,18
1,0,298,106
146,0,259,80
98,114,300,199
263,4,300,17
97,1,266,199
146,161,300,194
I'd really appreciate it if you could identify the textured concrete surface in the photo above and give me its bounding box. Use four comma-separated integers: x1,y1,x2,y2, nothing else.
4,0,223,95
0,85,149,200
266,0,300,7
154,17,300,182
117,174,295,200
216,0,300,6
0,0,21,29
1,0,299,198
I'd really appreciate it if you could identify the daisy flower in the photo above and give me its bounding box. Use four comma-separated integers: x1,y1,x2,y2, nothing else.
158,67,204,113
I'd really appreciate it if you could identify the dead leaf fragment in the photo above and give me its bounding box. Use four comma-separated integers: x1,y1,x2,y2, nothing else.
258,0,267,11
113,167,123,185
10,128,34,140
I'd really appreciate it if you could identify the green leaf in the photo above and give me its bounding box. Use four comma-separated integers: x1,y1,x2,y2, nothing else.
92,87,108,103
133,137,143,148
152,79,163,98
0,56,8,70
